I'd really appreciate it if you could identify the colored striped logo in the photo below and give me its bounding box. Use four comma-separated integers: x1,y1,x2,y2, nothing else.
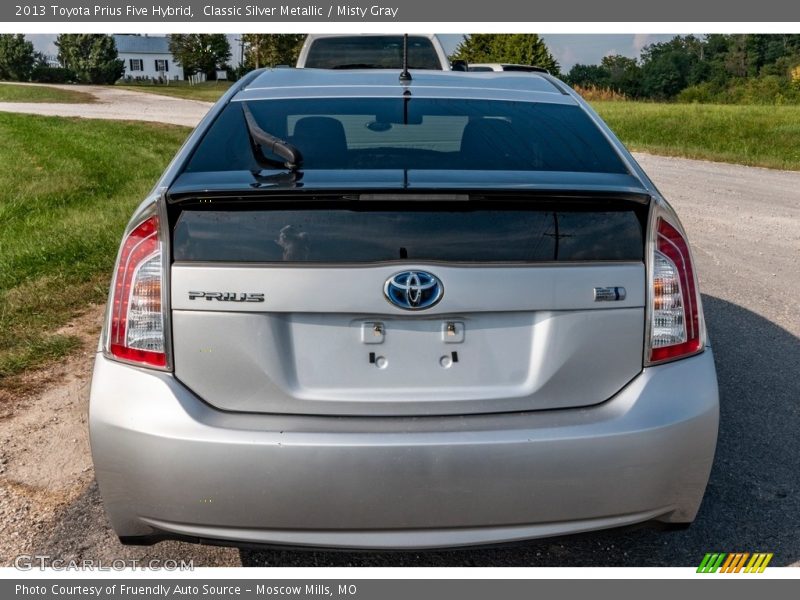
697,553,774,573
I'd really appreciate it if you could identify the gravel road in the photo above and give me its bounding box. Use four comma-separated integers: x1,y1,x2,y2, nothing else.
0,84,211,127
0,94,798,567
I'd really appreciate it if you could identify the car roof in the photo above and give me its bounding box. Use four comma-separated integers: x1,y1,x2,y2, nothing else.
235,68,575,104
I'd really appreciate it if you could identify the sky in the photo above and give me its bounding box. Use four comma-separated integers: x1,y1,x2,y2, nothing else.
438,34,677,69
26,33,677,70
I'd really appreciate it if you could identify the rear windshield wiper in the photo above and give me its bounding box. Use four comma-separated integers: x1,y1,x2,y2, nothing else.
241,102,303,171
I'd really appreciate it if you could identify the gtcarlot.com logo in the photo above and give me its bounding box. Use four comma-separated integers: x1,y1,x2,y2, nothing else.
697,552,773,573
14,555,193,571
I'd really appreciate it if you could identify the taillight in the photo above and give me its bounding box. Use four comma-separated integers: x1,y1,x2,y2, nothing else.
647,215,704,364
108,214,167,368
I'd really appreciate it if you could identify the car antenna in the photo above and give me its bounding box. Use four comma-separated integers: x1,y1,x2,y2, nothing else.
399,33,412,82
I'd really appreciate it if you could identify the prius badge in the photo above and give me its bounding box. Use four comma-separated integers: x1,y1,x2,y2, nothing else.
188,291,264,302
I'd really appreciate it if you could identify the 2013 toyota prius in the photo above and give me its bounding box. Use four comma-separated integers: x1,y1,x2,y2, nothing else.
89,68,719,549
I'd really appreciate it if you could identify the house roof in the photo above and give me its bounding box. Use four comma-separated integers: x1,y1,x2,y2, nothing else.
114,35,171,55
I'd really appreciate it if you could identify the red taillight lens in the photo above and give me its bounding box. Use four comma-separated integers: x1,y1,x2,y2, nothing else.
108,215,166,368
648,216,703,364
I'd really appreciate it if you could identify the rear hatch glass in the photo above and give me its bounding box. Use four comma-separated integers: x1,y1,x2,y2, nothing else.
183,98,629,174
172,203,644,263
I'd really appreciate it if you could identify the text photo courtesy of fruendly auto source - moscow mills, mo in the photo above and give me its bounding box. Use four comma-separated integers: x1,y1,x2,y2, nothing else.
0,31,798,568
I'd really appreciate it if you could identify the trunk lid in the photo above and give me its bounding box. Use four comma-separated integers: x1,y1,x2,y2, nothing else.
168,193,648,416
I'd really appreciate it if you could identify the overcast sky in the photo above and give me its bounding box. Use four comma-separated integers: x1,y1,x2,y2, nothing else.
26,33,677,70
438,34,676,68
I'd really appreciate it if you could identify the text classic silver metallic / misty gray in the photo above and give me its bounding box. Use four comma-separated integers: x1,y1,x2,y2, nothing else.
89,67,719,549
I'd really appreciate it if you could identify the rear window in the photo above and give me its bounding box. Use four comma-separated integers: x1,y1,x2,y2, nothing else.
173,206,643,263
184,98,628,174
304,36,442,69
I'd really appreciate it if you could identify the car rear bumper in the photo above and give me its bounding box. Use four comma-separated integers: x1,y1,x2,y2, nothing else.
89,349,718,550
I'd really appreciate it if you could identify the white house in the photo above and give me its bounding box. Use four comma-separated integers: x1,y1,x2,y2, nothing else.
114,35,183,81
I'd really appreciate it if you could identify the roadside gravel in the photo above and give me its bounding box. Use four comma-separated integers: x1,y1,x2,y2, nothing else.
0,84,210,127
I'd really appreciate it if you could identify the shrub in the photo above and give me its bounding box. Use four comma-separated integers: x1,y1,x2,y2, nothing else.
677,82,716,103
792,65,800,89
30,66,75,84
677,76,800,104
572,85,628,102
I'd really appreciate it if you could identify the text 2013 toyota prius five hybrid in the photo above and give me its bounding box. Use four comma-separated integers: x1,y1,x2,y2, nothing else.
89,68,719,549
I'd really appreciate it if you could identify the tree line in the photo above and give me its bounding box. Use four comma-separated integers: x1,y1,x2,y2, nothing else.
0,33,306,84
3,33,799,104
447,33,800,103
565,35,800,103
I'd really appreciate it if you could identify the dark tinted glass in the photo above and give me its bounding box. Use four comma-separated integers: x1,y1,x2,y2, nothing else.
304,36,441,69
173,208,643,263
185,98,628,174
501,65,545,72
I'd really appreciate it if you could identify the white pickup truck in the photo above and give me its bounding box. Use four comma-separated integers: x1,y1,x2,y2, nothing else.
296,34,451,70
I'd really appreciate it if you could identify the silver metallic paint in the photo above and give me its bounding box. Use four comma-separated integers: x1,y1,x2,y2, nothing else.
90,349,718,548
90,69,719,548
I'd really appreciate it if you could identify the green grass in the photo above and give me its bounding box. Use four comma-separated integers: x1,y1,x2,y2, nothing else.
592,101,800,170
0,83,95,103
0,113,188,382
117,81,232,102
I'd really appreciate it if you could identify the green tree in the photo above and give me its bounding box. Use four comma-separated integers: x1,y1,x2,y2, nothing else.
565,63,610,88
742,34,800,77
55,34,124,84
452,34,560,74
0,34,35,81
242,34,305,70
168,34,231,79
639,37,699,99
692,35,733,87
566,34,800,103
723,35,749,78
600,55,641,97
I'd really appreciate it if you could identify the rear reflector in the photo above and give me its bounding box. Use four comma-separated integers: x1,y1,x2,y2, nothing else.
108,215,167,368
648,216,703,364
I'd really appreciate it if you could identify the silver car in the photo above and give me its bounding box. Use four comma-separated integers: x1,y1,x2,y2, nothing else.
89,68,719,550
